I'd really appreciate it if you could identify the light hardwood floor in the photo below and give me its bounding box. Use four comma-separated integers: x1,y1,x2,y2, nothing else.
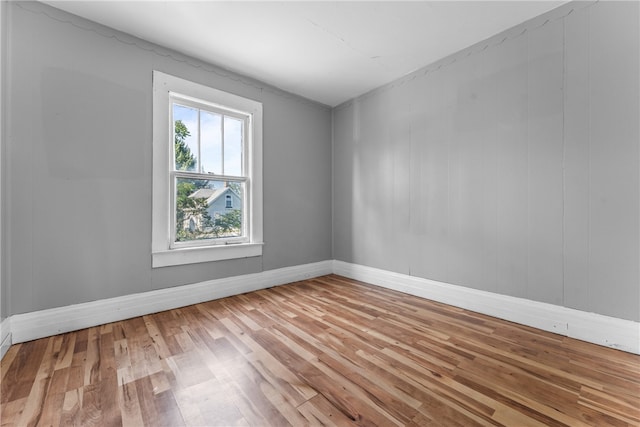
1,275,639,426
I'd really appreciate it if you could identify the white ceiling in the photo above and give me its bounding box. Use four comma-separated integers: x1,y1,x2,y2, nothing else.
44,1,566,107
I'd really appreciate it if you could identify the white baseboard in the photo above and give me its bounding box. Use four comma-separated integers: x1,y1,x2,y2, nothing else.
9,260,333,345
3,259,638,357
0,317,11,360
333,260,640,355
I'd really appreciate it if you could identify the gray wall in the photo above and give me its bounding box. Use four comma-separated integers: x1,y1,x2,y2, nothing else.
6,2,332,315
333,1,639,321
0,0,6,325
5,1,638,325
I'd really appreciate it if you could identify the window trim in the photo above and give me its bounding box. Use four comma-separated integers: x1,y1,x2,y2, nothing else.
152,71,263,268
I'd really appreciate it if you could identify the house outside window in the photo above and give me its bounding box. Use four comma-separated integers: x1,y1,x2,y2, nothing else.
152,71,263,267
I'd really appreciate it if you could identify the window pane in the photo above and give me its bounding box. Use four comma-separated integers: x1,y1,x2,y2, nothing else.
224,116,243,176
201,110,222,175
173,104,199,171
175,177,244,243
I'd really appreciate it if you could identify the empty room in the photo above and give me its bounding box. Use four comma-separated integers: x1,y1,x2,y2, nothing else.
0,0,638,425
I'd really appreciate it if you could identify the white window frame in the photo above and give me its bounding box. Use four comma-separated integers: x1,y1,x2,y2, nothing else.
169,95,250,249
152,71,263,268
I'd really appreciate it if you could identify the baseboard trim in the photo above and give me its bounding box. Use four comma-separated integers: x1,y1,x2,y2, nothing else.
9,260,333,344
0,317,11,360
333,260,640,354
4,259,638,355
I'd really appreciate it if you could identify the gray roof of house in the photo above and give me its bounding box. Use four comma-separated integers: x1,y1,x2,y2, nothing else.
189,188,219,200
189,187,236,205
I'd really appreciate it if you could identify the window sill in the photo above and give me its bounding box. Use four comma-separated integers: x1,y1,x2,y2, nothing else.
152,242,263,268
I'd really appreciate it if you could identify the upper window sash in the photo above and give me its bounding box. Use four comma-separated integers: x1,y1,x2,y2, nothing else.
170,97,249,178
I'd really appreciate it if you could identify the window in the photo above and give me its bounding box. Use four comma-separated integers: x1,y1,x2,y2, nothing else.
152,71,263,267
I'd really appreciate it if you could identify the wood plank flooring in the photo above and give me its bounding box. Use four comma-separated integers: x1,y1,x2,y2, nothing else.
1,275,639,426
